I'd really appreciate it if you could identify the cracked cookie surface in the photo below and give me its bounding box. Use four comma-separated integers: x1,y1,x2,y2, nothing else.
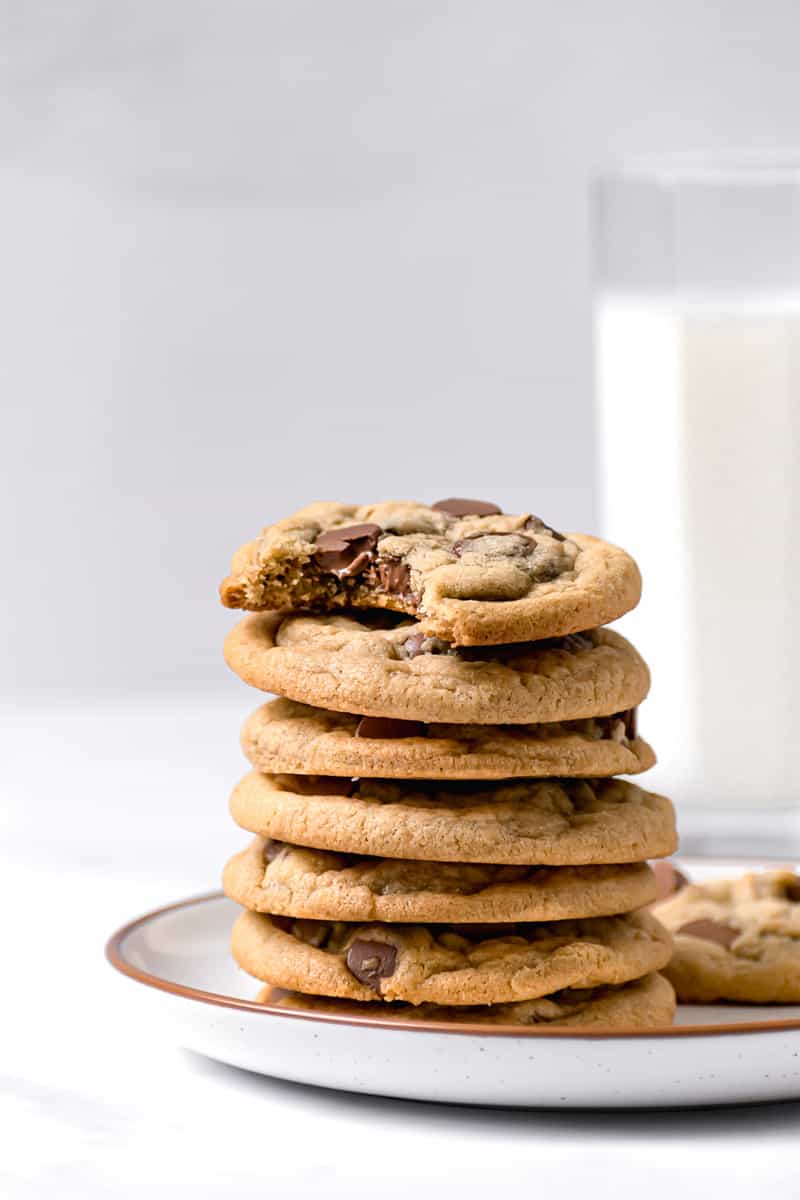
224,613,650,724
653,869,800,1003
219,501,641,645
257,973,676,1029
231,908,672,1004
240,698,654,779
223,837,657,923
230,772,677,865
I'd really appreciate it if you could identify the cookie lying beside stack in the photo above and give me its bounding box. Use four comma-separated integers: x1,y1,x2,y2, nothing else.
220,499,678,1028
652,865,800,1003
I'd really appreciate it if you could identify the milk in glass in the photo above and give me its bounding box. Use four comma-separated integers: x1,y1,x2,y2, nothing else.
594,161,800,808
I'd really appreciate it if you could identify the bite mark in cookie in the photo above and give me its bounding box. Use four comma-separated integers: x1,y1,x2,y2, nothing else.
219,500,640,645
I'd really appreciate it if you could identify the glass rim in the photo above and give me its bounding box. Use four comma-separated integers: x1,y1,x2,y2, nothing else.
598,151,800,186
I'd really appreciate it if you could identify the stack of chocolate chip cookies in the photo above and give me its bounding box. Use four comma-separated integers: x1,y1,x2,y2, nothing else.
220,499,678,1028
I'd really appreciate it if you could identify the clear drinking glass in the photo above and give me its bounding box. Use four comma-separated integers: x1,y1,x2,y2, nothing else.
593,156,800,840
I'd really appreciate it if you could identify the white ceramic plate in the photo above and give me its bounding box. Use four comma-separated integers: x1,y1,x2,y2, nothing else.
106,858,800,1108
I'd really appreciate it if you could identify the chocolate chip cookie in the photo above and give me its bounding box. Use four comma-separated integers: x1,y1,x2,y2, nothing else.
653,869,800,1003
224,613,649,724
219,500,641,645
257,972,677,1029
230,772,677,866
231,908,672,1004
223,837,658,923
240,698,654,780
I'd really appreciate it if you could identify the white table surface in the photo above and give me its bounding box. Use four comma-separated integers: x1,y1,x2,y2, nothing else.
4,696,800,1198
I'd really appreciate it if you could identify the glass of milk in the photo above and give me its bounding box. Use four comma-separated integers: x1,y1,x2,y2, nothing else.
594,156,800,817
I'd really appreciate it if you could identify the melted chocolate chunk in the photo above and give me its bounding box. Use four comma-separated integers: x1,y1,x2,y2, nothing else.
314,523,381,576
677,919,738,948
345,939,398,990
355,716,426,739
431,498,502,517
377,558,411,595
652,860,689,902
452,532,536,556
524,515,566,541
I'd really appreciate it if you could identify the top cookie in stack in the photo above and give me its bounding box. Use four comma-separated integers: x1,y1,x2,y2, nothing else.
219,498,641,644
221,498,677,1029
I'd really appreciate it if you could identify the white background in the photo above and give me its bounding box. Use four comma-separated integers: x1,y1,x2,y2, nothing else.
5,0,800,695
4,4,800,1196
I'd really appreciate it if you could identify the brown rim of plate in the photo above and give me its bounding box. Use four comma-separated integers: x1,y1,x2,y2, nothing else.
104,890,800,1040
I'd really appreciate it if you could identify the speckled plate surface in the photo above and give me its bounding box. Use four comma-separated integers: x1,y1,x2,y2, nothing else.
106,858,800,1108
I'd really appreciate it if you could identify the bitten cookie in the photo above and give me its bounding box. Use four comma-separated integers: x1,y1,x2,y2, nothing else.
257,972,677,1029
224,613,650,724
231,909,672,1004
220,500,641,645
653,869,800,1003
230,772,677,865
240,699,655,780
223,837,658,923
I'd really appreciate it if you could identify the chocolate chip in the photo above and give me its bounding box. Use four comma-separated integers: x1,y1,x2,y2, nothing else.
377,558,411,595
431,498,502,517
524,515,566,541
652,860,689,902
355,716,425,739
452,532,536,556
315,523,381,549
677,919,738,948
785,876,800,902
314,523,381,576
262,840,286,864
282,775,355,797
345,939,397,990
341,550,374,576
